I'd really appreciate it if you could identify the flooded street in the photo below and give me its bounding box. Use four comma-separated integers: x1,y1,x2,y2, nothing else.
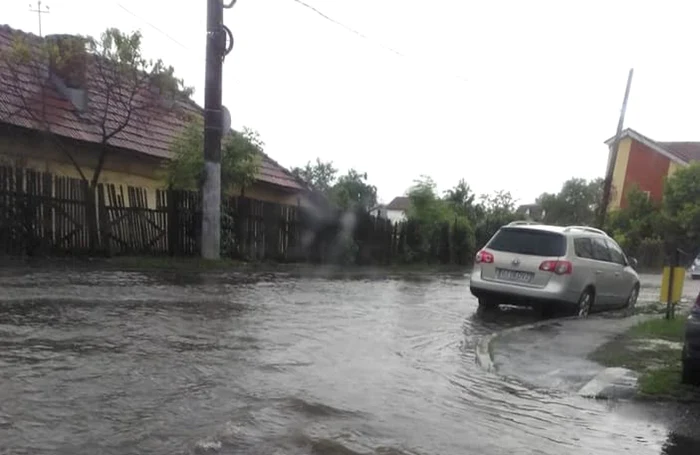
0,268,698,455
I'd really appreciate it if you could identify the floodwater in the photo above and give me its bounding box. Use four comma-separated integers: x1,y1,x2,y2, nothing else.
0,268,697,455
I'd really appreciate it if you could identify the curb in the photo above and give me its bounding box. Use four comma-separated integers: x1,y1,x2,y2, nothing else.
474,314,580,373
474,311,663,401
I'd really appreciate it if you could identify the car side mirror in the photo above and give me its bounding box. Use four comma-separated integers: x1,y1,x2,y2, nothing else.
629,257,638,269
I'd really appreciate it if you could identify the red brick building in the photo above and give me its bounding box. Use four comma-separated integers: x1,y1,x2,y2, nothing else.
605,129,700,210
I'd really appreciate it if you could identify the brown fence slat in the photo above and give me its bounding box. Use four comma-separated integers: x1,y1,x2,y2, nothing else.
0,164,415,263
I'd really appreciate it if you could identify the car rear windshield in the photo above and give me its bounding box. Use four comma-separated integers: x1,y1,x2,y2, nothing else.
487,228,567,257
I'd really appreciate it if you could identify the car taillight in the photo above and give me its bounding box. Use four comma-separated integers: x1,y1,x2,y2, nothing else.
475,250,494,264
539,260,573,275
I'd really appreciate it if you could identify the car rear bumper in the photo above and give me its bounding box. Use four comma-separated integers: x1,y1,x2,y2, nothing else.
469,270,580,306
684,314,700,362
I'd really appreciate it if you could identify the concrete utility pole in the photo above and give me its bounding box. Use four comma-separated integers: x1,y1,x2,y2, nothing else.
201,0,235,259
29,1,50,37
598,68,634,229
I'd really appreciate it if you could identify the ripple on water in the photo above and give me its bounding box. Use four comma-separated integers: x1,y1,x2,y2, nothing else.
0,270,693,455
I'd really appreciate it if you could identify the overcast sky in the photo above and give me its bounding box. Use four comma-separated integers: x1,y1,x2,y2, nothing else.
5,0,700,204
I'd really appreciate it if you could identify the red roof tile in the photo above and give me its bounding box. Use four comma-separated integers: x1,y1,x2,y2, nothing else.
0,24,305,191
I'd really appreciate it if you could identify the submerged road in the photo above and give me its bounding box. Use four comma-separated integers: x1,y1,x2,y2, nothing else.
0,268,697,454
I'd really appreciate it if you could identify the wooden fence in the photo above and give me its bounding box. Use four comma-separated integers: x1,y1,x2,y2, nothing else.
0,166,473,264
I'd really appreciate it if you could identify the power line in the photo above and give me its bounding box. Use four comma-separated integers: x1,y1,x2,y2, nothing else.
288,0,468,83
116,0,467,84
290,0,404,57
116,2,189,50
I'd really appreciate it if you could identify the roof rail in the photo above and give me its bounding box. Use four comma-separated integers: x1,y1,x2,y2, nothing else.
564,225,607,236
507,220,540,226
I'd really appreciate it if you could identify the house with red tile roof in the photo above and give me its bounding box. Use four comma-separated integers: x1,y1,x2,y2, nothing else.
0,24,311,209
604,128,700,210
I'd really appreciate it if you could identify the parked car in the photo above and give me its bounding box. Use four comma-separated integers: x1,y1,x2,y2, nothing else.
690,254,700,280
682,291,700,385
469,221,640,316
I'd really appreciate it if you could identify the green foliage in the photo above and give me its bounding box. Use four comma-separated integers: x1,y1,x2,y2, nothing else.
291,158,377,211
291,158,338,193
452,216,476,265
603,163,700,268
330,169,378,211
401,177,491,261
89,28,193,99
473,190,518,248
537,178,602,226
406,176,452,223
166,119,261,193
663,162,700,254
443,179,477,220
606,185,662,253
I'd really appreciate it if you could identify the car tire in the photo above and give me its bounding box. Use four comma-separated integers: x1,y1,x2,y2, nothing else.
576,289,594,318
478,298,498,311
625,284,640,311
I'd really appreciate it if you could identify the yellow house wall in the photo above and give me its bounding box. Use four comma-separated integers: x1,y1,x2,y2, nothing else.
667,161,685,178
609,137,632,211
0,129,307,209
0,131,165,208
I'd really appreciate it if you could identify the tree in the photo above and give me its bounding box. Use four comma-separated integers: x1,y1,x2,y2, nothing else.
663,162,700,255
444,179,477,220
166,119,261,194
536,178,602,226
406,176,451,223
606,185,662,256
473,190,518,248
329,169,377,211
291,158,337,193
1,28,191,248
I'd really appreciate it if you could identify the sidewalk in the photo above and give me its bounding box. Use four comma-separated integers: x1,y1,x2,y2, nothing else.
487,274,700,398
491,315,648,397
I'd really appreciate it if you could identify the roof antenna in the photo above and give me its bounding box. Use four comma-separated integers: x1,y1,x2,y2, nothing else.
28,1,50,37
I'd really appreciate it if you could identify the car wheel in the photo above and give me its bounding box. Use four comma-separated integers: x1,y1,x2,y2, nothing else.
478,298,498,311
681,360,700,386
576,289,594,318
625,284,640,310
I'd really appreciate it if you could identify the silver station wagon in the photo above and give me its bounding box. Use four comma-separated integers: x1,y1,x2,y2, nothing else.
469,222,640,316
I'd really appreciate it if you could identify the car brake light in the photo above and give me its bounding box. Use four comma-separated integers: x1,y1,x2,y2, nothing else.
539,260,573,275
475,250,494,264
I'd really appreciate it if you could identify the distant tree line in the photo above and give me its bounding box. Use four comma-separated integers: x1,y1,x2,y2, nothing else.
288,158,700,268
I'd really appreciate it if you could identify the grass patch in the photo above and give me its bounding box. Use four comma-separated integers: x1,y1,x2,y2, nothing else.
628,317,686,342
589,315,700,400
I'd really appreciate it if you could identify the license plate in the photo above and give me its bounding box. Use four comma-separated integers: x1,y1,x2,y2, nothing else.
496,268,533,283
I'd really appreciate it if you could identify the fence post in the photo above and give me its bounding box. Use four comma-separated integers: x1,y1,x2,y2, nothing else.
167,189,178,256
97,184,112,257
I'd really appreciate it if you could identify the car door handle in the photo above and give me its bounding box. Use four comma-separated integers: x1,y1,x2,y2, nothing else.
596,270,604,275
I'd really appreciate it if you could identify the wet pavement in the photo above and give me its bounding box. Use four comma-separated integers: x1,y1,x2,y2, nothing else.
0,267,698,454
493,275,700,393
